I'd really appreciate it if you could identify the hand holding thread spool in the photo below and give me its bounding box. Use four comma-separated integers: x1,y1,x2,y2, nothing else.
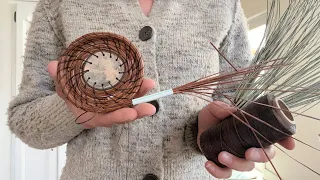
199,94,296,168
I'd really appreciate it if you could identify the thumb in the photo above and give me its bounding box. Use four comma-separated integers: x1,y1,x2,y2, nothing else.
198,101,237,134
47,60,58,81
47,60,66,100
197,101,237,147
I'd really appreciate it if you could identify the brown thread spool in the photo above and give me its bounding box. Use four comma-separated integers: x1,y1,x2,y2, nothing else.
199,94,296,168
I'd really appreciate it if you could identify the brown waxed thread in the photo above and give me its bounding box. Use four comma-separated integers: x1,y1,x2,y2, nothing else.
199,94,296,168
57,32,144,115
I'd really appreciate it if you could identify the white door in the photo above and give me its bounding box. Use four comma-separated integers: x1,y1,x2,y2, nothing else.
12,2,67,180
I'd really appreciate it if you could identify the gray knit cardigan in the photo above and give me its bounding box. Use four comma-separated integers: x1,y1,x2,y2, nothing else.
8,0,251,179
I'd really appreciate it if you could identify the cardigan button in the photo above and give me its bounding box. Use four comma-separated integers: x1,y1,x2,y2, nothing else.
143,174,159,180
139,26,153,41
148,100,160,114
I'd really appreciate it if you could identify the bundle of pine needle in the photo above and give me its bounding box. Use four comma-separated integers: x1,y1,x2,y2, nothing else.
175,0,320,178
211,0,320,178
234,0,320,109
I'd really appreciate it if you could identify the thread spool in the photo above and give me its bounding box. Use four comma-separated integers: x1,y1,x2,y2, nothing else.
199,94,296,168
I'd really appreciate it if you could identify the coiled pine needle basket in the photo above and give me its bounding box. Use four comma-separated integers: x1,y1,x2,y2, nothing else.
57,32,144,113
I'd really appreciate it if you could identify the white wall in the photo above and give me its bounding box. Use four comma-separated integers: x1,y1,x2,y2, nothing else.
241,0,290,29
0,0,16,180
241,0,268,29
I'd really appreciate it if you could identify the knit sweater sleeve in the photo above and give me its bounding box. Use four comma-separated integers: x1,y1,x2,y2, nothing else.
7,0,84,149
185,0,251,152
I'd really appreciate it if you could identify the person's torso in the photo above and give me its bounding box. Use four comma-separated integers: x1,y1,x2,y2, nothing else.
53,0,238,179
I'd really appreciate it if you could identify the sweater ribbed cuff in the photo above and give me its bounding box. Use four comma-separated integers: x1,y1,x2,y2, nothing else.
8,92,85,149
45,93,85,135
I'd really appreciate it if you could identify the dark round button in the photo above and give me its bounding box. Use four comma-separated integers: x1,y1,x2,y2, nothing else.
148,100,160,114
143,174,159,180
139,26,153,41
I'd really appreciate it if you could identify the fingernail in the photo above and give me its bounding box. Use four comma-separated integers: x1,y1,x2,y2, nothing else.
205,163,215,172
221,153,232,165
150,106,156,118
250,149,261,161
151,106,157,114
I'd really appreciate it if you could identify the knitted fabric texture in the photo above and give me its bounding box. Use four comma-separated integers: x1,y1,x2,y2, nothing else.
8,0,251,179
